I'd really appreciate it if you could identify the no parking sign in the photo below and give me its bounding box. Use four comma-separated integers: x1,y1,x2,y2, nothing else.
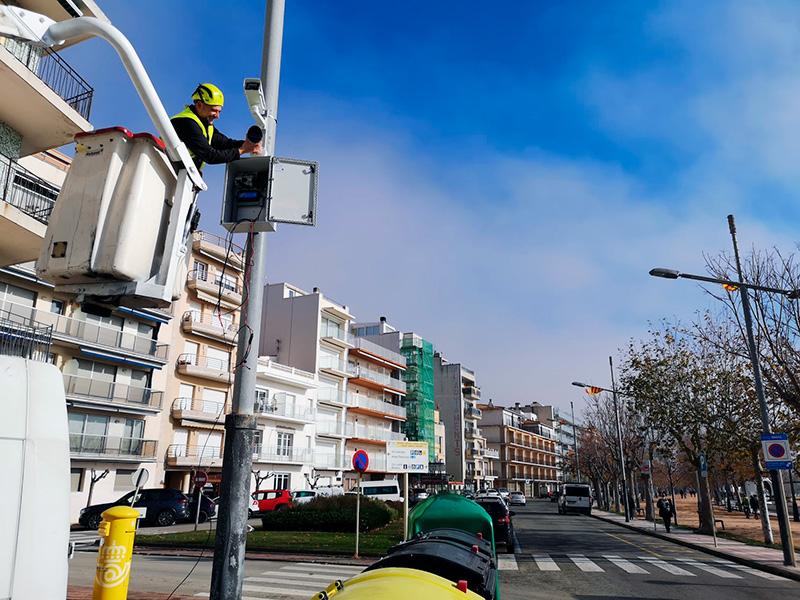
761,433,792,470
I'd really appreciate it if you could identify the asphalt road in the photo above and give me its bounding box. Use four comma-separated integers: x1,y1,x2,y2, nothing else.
503,498,800,600
67,499,800,599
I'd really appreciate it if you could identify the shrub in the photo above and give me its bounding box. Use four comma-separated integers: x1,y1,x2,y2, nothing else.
261,494,398,532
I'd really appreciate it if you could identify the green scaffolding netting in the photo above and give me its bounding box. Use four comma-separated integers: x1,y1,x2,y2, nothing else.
400,334,435,457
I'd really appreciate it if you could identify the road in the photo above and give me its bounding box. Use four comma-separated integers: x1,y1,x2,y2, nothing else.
68,499,800,599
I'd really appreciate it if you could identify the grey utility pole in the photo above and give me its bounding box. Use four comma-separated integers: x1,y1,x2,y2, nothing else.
727,214,796,567
209,2,285,599
570,401,581,483
609,357,631,522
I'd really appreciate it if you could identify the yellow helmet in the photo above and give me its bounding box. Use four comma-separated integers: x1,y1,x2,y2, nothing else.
192,83,224,107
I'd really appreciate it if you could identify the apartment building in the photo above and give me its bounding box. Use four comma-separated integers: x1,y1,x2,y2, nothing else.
433,352,489,491
160,231,245,494
479,401,559,497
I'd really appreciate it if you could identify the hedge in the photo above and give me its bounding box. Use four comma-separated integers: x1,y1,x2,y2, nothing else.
260,494,398,532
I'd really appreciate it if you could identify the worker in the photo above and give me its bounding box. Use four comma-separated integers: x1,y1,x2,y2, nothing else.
171,83,262,171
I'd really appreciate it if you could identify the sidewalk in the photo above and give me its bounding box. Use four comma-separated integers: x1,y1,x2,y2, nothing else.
592,508,800,582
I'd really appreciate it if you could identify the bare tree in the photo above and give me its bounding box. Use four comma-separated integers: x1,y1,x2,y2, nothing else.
86,468,109,507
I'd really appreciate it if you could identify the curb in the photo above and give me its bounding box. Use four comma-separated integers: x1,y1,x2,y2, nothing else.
590,512,800,583
130,544,375,565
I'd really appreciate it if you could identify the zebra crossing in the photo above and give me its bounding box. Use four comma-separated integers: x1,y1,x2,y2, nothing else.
193,562,365,599
69,531,99,548
505,554,787,580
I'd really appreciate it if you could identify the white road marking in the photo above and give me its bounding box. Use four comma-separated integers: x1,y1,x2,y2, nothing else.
497,555,519,571
639,556,696,576
676,558,742,578
603,555,649,574
533,554,560,571
280,563,364,574
711,559,785,580
568,554,605,572
243,584,317,596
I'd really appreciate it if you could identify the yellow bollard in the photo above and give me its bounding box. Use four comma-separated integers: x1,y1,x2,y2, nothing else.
92,505,140,600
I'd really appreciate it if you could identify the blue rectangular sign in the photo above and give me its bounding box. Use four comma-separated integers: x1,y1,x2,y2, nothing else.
761,433,789,441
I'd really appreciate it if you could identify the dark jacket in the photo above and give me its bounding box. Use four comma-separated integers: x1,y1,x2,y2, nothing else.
171,106,244,170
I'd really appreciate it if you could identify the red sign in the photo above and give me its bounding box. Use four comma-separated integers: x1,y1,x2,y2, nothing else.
194,470,208,487
353,450,369,472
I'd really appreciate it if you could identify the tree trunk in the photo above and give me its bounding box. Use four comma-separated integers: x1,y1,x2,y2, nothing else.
644,475,654,521
750,446,774,545
613,476,620,513
697,470,715,534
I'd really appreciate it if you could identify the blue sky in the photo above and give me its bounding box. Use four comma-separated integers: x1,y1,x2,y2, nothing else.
58,1,800,415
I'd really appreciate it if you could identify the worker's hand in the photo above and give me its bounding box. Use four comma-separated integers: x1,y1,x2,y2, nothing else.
240,139,263,156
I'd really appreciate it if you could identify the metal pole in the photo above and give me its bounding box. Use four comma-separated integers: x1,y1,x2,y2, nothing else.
571,401,581,483
210,2,285,598
728,214,795,567
609,356,630,522
355,472,362,558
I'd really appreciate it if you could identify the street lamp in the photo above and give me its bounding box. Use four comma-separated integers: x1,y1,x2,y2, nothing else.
649,215,796,567
573,356,631,522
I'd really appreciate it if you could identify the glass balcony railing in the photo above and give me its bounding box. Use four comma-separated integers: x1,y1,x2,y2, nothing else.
63,373,163,410
70,433,156,459
166,444,221,459
316,388,357,406
352,394,407,419
252,445,311,463
318,357,356,375
351,336,406,366
351,365,407,392
253,398,314,421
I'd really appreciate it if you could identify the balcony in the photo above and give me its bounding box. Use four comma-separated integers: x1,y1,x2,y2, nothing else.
0,157,56,266
316,387,356,407
192,231,245,270
316,420,348,437
313,452,346,470
0,300,168,362
70,433,156,462
176,353,231,381
467,447,485,459
484,447,500,460
0,37,92,156
463,385,481,400
253,395,314,423
320,326,354,349
349,364,407,394
350,394,407,420
181,311,238,345
252,445,311,465
0,309,52,361
465,425,480,439
186,269,242,306
349,424,406,444
350,337,406,368
256,357,316,386
318,356,355,378
464,406,483,418
171,396,228,422
165,444,222,468
63,373,162,413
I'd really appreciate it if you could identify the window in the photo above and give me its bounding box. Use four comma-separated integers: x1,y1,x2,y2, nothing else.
50,299,65,314
68,413,109,452
70,468,83,492
274,473,290,490
254,388,271,412
276,432,293,457
114,468,136,491
321,317,342,339
253,430,263,449
215,272,237,292
193,260,208,280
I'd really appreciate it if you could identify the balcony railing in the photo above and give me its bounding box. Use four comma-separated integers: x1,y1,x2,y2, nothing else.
182,311,238,336
177,353,231,372
313,452,346,470
70,433,156,459
320,327,354,346
464,406,483,418
0,308,52,362
63,373,162,410
484,448,500,460
316,387,357,406
318,356,356,375
352,394,406,419
316,420,348,437
193,230,244,255
187,269,243,295
172,396,227,417
1,38,93,119
351,365,407,393
463,385,481,399
253,398,314,421
252,445,311,463
0,157,58,224
0,300,167,359
257,357,316,381
350,424,406,443
351,337,406,366
166,444,221,459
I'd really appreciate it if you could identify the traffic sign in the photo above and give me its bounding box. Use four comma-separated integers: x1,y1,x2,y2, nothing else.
699,452,708,478
194,470,208,487
762,433,793,470
131,467,149,488
353,450,369,472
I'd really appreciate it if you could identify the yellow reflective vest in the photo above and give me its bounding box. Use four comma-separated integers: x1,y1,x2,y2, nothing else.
170,106,214,170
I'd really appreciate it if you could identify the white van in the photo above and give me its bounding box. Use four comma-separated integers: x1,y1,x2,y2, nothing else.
348,479,402,502
558,482,593,515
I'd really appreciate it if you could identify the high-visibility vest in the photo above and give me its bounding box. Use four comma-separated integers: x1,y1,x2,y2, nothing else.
171,106,214,170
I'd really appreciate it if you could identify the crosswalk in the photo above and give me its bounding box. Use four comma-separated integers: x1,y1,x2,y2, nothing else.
69,531,99,548
193,562,365,599
499,554,786,581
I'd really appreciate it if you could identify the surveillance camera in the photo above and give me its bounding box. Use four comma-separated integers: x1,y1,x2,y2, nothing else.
244,78,265,112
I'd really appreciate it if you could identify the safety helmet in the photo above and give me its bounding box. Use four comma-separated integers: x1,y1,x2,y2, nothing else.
192,83,224,107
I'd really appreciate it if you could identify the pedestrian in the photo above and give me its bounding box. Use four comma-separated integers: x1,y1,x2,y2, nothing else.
750,494,759,518
171,83,262,172
742,495,750,518
657,495,675,533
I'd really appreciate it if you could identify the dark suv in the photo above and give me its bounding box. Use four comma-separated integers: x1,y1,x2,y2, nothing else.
475,497,516,554
79,488,190,529
186,494,216,523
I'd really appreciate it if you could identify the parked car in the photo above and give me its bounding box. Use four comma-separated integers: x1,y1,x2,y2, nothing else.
474,497,516,554
252,489,292,513
211,496,260,518
79,488,190,530
494,487,510,500
558,482,593,515
508,491,526,506
347,479,402,502
410,488,430,504
549,490,559,502
291,490,319,505
474,489,501,500
186,494,216,523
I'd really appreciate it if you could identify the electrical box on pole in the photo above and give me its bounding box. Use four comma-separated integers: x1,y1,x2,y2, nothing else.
221,155,318,233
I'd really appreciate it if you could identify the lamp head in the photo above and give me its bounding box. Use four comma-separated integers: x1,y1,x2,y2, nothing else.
649,268,680,279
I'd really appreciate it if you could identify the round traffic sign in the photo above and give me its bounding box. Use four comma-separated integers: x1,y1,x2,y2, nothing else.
353,450,369,472
131,467,149,488
194,470,208,487
768,443,787,459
